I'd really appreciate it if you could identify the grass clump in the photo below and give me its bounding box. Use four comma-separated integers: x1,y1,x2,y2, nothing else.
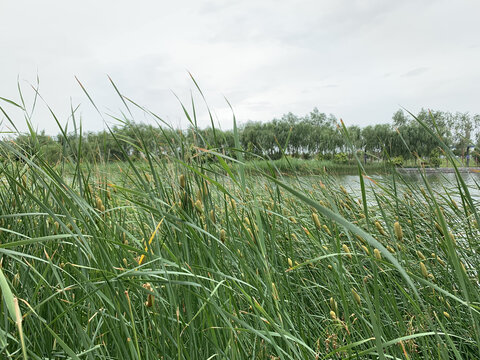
0,86,479,359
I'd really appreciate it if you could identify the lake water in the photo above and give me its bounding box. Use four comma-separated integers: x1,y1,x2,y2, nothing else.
332,171,480,200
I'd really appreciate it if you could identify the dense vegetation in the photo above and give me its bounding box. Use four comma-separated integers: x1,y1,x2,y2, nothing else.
1,89,480,359
5,107,480,167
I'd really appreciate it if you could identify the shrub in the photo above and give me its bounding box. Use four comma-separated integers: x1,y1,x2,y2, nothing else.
430,149,441,168
391,156,404,167
333,152,348,163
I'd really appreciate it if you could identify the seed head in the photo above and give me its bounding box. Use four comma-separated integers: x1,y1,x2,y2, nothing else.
416,250,426,260
195,199,203,213
312,213,321,229
322,224,331,236
342,244,352,259
351,289,361,305
375,221,386,236
361,245,369,255
95,196,103,211
393,221,403,241
387,245,395,254
420,262,429,278
374,248,381,260
329,297,337,311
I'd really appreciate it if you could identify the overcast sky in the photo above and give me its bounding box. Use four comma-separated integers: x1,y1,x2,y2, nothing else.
1,0,480,135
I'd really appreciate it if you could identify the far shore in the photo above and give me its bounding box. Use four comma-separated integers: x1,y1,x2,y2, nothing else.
398,167,480,173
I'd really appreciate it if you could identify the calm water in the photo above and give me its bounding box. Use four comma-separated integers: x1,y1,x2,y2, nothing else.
333,172,480,200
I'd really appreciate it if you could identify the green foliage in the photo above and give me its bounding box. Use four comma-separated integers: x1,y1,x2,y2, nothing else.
429,148,441,168
391,155,404,167
333,152,348,163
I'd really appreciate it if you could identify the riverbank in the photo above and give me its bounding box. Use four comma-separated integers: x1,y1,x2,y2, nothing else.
398,167,480,174
242,158,389,175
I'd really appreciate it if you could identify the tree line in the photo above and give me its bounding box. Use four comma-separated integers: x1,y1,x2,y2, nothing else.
5,108,480,166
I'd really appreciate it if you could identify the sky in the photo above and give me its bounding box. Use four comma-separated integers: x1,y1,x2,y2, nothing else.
1,0,480,135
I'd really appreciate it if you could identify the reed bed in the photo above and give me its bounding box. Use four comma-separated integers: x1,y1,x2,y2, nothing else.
0,88,479,359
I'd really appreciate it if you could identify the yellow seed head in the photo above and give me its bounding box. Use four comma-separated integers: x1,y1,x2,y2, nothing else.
374,248,382,260
322,225,331,236
179,174,186,189
195,199,203,213
329,297,337,311
351,289,361,305
209,210,215,223
330,310,337,320
287,258,293,268
420,187,427,197
387,245,396,254
375,221,386,236
95,196,103,211
443,311,450,319
312,213,321,229
342,244,352,259
220,229,226,243
394,221,403,241
416,250,426,260
451,199,458,210
356,235,366,244
420,262,429,278
361,245,370,255
436,256,445,267
435,222,444,235
449,232,456,245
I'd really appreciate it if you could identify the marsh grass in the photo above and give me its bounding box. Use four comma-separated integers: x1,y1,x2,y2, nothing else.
0,82,479,359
